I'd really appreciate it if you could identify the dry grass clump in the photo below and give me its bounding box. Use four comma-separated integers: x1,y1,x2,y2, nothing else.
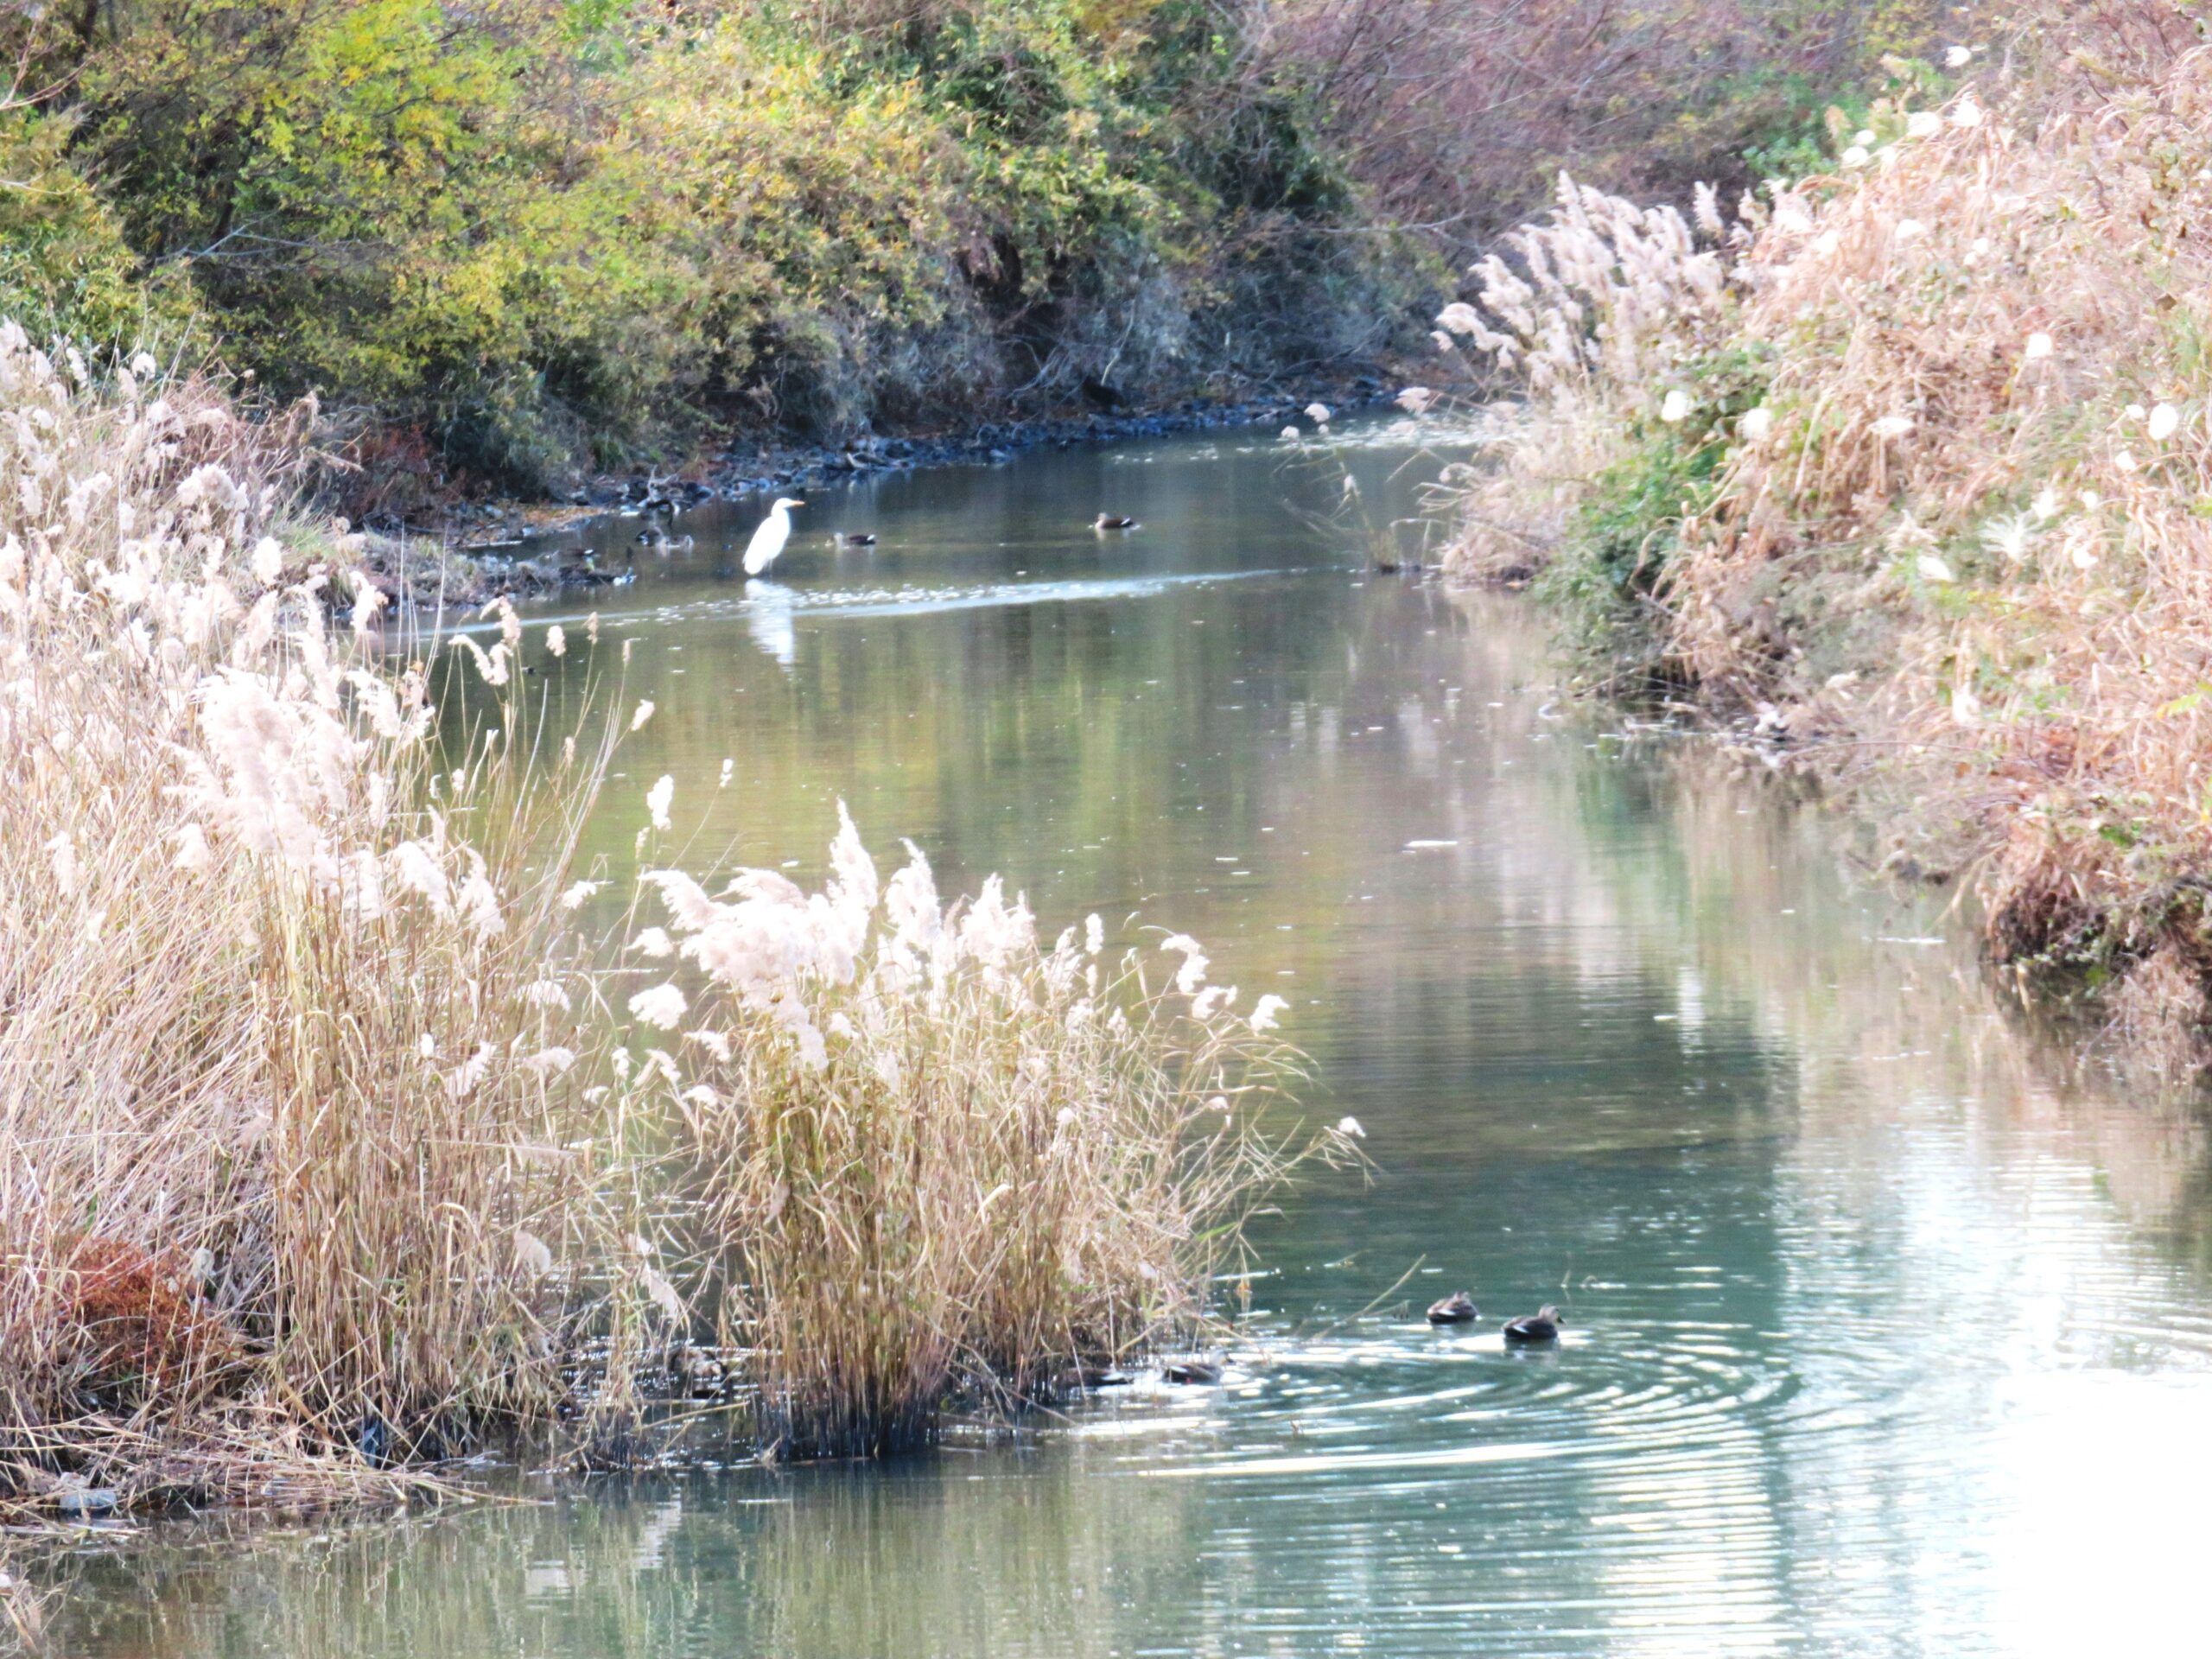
0,326,634,1507
1661,44,2212,1021
1,323,1320,1502
1437,13,2212,1057
1427,174,1741,584
0,1546,53,1653
637,808,1329,1457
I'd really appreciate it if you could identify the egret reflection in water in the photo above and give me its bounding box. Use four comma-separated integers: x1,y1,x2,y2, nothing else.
741,577,797,668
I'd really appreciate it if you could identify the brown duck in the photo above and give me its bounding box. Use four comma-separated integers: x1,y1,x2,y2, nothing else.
1425,1290,1478,1325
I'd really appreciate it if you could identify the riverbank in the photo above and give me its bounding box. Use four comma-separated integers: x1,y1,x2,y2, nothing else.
5,1,1980,527
4,2,1441,512
406,379,1395,601
1437,3,2212,1067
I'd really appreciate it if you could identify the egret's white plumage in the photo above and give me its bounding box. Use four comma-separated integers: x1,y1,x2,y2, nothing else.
743,497,804,575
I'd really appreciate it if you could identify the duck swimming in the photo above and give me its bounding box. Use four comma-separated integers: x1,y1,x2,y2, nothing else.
1093,513,1139,531
831,531,878,548
1161,1357,1222,1385
1503,1306,1565,1344
1426,1290,1478,1325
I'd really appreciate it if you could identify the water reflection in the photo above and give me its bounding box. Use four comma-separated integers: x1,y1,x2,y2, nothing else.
41,417,2212,1656
741,578,797,670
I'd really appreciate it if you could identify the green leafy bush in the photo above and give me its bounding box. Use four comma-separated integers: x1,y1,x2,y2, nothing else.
4,1,1923,500
8,0,1413,498
0,105,191,354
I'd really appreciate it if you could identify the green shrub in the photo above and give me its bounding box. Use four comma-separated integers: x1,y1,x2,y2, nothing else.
0,105,188,354
15,0,1413,497
5,0,1916,497
1541,347,1770,686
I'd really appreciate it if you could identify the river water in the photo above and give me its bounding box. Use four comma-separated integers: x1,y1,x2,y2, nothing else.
51,418,2212,1656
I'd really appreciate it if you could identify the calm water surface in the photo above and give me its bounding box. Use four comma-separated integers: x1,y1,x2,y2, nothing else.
52,419,2212,1656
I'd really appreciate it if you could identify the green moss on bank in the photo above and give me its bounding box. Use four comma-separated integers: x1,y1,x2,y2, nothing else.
1535,346,1773,691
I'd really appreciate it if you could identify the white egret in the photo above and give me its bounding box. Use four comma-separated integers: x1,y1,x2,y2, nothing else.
742,496,805,575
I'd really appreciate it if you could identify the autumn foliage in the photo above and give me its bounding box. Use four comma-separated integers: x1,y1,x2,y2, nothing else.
2,1,1408,499
0,2,1958,506
1440,1,2212,1062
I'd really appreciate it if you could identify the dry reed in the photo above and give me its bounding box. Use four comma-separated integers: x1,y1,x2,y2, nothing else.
0,324,1322,1509
1437,10,2212,1058
0,326,648,1506
640,817,1328,1455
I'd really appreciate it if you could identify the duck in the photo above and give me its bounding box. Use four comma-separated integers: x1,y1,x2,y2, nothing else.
743,496,805,576
556,555,633,589
1426,1290,1479,1325
830,531,878,549
1502,1306,1565,1345
1160,1357,1222,1385
1058,1363,1135,1392
1093,513,1139,531
639,529,694,553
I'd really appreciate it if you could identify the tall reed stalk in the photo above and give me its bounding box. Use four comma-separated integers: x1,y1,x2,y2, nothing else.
1434,8,2212,1057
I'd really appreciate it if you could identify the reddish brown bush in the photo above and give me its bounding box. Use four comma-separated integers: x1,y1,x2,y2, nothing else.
52,1239,245,1412
1255,0,1958,254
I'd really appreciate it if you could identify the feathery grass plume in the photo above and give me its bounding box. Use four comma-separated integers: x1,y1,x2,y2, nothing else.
640,808,1344,1457
1450,172,1733,403
0,325,640,1510
1432,173,1749,590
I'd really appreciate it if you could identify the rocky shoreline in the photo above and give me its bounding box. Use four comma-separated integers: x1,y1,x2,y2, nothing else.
361,381,1391,607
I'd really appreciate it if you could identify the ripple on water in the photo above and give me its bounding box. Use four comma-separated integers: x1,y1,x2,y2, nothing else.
455,567,1309,642
1039,1310,1948,1650
1115,1316,1800,1488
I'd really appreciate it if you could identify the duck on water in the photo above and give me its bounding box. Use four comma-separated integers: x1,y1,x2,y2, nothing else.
1426,1291,1478,1325
1503,1306,1566,1345
1423,1293,1567,1344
